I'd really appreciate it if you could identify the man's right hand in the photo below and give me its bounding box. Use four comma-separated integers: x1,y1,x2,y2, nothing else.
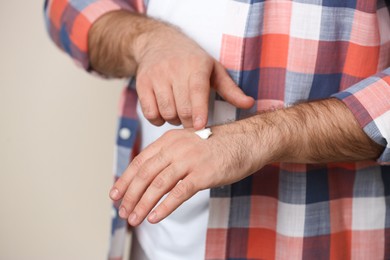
89,10,254,129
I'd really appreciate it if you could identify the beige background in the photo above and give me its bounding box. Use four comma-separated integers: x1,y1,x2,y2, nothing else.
0,1,127,259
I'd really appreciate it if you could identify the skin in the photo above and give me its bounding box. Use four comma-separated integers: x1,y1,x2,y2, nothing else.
89,10,254,129
109,99,383,226
89,11,384,226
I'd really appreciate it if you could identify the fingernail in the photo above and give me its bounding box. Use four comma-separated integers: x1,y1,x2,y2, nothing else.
128,212,137,225
194,116,204,128
148,211,157,222
109,188,119,199
119,207,127,218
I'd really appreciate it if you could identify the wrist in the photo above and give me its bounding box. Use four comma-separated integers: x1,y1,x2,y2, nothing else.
211,115,284,173
132,21,176,64
254,109,304,163
88,10,136,77
88,10,170,77
242,112,290,165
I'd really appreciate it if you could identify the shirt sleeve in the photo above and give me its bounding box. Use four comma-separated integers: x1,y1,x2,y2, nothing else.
43,0,145,70
333,68,390,164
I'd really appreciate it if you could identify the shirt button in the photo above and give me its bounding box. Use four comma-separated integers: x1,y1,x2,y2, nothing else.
119,127,131,140
111,208,117,218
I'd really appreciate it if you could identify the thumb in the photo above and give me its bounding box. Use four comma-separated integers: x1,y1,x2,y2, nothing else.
212,62,255,109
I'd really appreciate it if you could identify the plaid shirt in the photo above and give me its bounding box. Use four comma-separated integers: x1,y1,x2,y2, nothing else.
44,0,390,259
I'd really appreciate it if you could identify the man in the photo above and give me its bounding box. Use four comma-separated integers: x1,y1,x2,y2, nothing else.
45,0,390,259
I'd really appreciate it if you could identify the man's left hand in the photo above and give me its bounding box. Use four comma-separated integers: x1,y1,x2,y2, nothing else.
109,123,267,226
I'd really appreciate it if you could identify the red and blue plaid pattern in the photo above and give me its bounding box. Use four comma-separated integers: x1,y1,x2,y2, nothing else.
45,0,390,259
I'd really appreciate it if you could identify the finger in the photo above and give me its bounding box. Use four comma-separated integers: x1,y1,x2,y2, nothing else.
136,76,165,126
147,176,198,224
127,163,185,226
119,148,171,219
173,82,193,128
153,85,180,125
109,132,171,201
212,62,255,109
188,71,210,130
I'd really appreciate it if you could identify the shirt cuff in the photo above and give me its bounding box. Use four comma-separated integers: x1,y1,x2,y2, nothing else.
333,68,390,164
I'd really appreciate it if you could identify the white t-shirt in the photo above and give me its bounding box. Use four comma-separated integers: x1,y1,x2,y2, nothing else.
135,0,228,259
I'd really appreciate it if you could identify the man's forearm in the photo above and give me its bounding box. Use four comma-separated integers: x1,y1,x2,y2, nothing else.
88,10,164,77
240,98,384,165
109,98,384,225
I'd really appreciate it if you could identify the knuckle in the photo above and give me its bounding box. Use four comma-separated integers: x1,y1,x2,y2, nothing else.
154,92,176,119
152,165,177,190
159,105,177,120
131,155,144,170
122,193,135,207
155,93,171,109
161,112,177,121
138,164,153,181
171,180,195,200
158,201,170,213
144,109,160,121
140,101,160,120
178,107,192,120
152,176,165,189
171,186,184,200
135,201,149,213
155,151,167,165
186,179,196,192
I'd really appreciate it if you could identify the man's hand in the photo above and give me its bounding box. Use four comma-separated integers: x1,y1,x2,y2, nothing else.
134,25,254,129
109,98,384,226
89,11,254,129
109,122,269,226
